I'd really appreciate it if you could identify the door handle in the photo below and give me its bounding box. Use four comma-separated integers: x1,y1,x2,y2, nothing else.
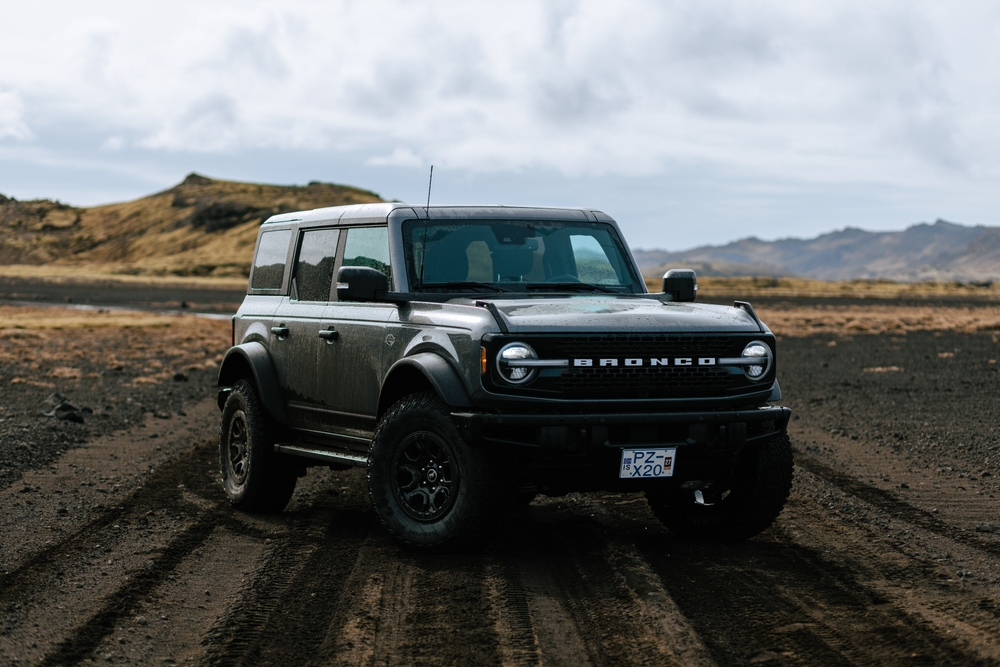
270,325,289,337
318,328,339,341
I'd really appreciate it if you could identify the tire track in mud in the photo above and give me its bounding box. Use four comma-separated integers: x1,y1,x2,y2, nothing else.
313,534,505,667
0,440,280,665
484,559,541,667
398,555,502,665
794,451,1000,559
659,540,975,665
38,513,220,666
627,512,990,666
495,503,714,667
0,443,230,606
202,503,372,667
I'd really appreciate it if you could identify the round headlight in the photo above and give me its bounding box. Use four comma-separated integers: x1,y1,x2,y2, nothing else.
741,341,772,380
496,343,538,385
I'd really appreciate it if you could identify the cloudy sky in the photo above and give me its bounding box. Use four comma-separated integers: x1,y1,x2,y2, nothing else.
1,1,998,250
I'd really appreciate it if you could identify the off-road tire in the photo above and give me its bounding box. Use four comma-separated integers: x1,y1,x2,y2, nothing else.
647,433,793,541
368,392,502,549
219,379,297,512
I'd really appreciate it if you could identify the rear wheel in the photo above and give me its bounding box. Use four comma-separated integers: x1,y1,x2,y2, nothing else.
219,379,297,512
647,434,793,541
368,392,502,549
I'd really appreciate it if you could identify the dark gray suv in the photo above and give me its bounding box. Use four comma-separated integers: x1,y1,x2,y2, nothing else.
217,203,792,548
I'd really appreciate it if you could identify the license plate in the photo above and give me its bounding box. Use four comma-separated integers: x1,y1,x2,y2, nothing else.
619,448,676,479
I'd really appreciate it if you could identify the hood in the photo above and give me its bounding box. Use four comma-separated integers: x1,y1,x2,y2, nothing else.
474,295,764,333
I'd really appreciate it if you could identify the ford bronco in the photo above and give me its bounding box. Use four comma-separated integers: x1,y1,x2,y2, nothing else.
217,203,792,548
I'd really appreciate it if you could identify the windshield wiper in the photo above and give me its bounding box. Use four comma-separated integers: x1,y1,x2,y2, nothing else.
420,281,512,293
525,282,621,293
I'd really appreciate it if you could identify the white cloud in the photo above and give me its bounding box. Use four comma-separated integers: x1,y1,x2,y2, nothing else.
100,136,126,151
367,147,424,168
1,0,999,241
0,89,32,141
3,2,998,177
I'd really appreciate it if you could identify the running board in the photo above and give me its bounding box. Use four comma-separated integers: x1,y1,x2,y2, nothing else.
273,444,368,468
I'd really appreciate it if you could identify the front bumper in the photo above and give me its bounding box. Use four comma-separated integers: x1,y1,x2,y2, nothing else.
450,405,791,493
451,405,790,447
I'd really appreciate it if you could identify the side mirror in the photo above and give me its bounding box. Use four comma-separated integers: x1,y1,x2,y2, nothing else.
337,266,389,302
662,269,697,302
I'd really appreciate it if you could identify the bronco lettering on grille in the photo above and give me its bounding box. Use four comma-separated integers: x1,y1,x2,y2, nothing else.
571,357,718,367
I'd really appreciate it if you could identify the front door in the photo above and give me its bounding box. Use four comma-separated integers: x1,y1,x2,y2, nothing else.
267,227,341,431
320,226,395,441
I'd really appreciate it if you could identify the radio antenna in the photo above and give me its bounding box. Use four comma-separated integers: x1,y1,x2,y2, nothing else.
425,165,434,211
418,165,433,290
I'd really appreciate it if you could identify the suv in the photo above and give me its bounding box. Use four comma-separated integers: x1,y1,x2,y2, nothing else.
217,203,792,548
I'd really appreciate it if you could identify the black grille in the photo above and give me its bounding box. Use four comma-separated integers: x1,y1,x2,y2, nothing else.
557,365,732,397
487,333,771,400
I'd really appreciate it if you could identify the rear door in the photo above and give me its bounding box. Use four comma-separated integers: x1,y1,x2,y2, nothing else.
239,227,294,342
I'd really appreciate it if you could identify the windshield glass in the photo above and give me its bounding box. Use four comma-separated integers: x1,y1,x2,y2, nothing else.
401,219,642,293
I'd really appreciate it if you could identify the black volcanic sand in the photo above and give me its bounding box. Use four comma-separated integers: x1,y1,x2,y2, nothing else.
3,299,1000,666
0,276,245,315
780,329,1000,476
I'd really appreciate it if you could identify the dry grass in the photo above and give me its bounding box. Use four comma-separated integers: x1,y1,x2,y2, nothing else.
754,304,1000,337
0,264,247,289
644,276,1000,300
0,305,186,330
0,173,381,279
0,305,230,388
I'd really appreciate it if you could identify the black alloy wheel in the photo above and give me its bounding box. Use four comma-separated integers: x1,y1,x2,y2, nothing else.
219,379,298,513
392,431,459,521
368,392,505,549
225,409,251,485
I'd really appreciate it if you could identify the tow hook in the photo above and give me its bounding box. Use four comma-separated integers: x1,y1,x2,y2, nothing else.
694,490,714,506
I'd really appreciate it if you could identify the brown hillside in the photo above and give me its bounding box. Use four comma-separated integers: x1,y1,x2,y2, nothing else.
0,173,382,278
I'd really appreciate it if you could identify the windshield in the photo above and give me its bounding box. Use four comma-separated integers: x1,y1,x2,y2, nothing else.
402,219,642,294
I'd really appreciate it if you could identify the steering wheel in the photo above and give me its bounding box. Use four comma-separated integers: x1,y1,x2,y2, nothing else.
544,274,581,283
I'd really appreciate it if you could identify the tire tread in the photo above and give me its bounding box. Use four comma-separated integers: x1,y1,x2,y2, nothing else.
220,378,297,513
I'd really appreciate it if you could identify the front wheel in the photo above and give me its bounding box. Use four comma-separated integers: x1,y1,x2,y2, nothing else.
647,433,793,541
368,393,502,549
219,379,297,512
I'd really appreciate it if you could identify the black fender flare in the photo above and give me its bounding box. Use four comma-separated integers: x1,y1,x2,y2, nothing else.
216,342,288,424
378,353,473,417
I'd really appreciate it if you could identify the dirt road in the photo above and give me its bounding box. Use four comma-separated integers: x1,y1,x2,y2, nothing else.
2,300,1000,666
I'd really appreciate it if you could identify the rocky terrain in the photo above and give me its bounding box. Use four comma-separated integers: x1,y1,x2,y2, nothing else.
1,292,1000,665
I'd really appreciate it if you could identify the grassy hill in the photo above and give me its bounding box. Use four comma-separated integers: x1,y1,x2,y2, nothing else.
0,173,382,279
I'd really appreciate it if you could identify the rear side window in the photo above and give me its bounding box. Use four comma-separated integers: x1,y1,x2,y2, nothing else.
294,228,340,302
251,229,292,290
343,227,391,281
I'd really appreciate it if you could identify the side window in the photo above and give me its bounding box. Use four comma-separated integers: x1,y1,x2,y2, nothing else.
293,228,340,301
343,227,391,281
250,229,292,291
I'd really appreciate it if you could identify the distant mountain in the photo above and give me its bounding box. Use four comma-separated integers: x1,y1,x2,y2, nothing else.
0,173,382,278
634,220,1000,282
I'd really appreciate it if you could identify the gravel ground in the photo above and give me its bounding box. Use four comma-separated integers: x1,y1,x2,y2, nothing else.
2,295,1000,666
0,306,230,490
